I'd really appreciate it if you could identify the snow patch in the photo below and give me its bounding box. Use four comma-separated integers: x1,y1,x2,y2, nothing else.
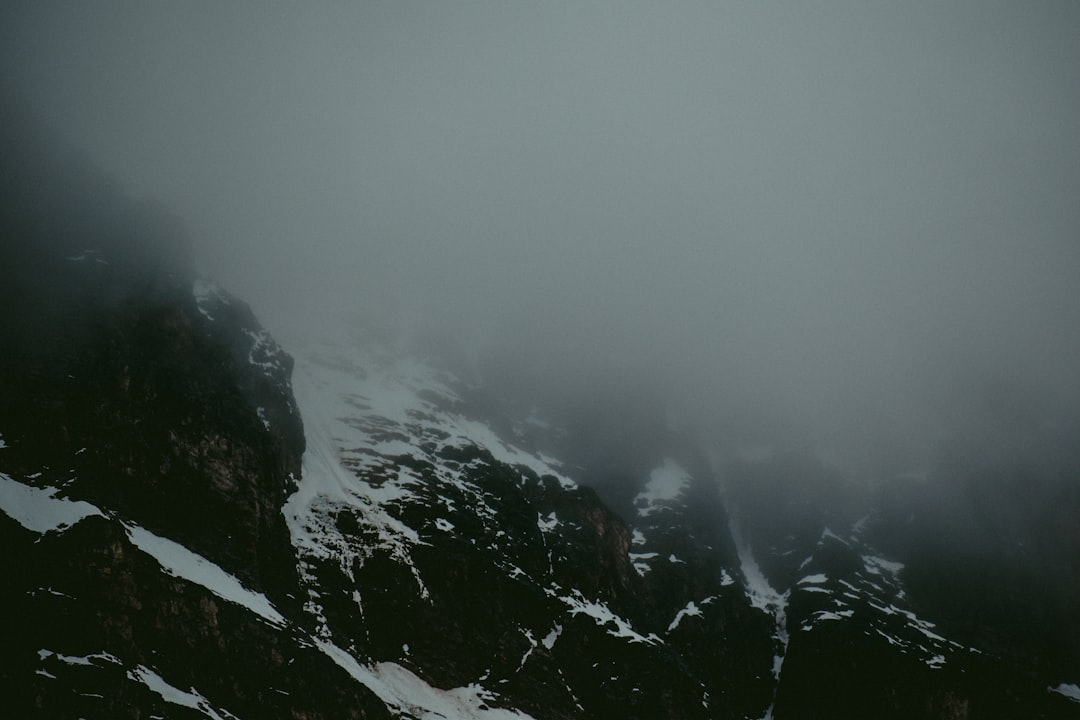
629,551,657,576
0,473,104,534
732,524,787,615
284,339,575,574
797,573,828,585
537,512,559,532
819,527,850,547
667,601,703,632
38,649,121,667
125,523,285,627
635,459,691,516
727,503,789,708
541,624,562,650
455,418,575,490
283,355,428,600
316,640,536,719
863,555,905,577
283,337,589,630
559,592,660,645
243,328,286,378
128,665,237,720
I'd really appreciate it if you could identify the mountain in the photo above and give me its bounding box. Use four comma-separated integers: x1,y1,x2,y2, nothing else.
2,105,1080,719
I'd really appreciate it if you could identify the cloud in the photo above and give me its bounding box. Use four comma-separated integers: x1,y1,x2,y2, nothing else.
4,0,1079,467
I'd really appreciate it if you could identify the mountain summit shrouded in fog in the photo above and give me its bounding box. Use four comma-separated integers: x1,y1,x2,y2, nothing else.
2,128,1080,714
3,0,1079,468
3,3,1080,718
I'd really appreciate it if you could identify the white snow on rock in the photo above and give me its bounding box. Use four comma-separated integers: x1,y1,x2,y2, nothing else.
629,551,658,575
0,473,104,534
863,554,905,577
790,542,971,671
243,328,287,378
723,498,788,720
730,517,787,616
38,649,121,667
453,417,576,491
0,432,7,449
797,573,828,585
634,459,692,516
541,624,562,650
818,527,850,547
537,512,559,532
1052,684,1080,703
282,337,581,624
316,640,537,720
125,523,286,627
667,601,703,632
128,665,237,720
282,348,435,610
558,591,660,645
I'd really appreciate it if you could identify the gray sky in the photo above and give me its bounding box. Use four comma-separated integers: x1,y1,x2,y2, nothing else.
5,1,1080,467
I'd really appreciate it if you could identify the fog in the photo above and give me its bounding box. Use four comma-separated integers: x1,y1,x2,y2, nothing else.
4,1,1080,470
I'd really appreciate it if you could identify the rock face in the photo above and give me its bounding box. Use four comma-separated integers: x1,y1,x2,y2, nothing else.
2,104,1080,719
282,340,781,720
0,102,388,719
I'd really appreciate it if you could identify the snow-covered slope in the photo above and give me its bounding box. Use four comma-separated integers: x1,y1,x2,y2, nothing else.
278,336,739,719
264,330,1080,719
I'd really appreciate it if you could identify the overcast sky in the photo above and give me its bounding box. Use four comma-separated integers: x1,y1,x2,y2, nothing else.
4,1,1080,467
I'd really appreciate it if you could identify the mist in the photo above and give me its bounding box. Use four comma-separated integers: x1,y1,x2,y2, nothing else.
4,1,1080,471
